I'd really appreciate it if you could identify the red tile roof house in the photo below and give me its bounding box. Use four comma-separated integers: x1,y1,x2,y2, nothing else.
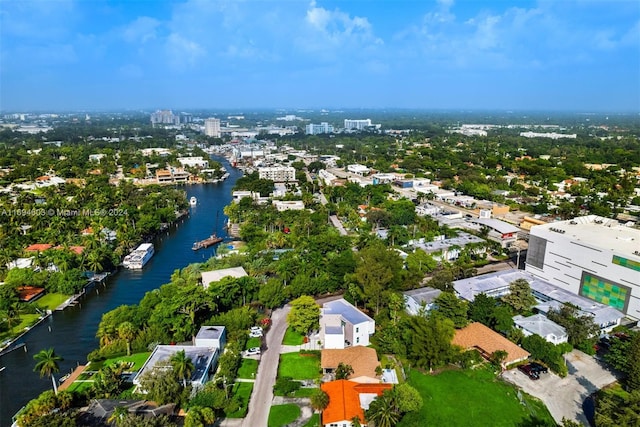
25,243,53,252
320,380,392,427
452,322,530,368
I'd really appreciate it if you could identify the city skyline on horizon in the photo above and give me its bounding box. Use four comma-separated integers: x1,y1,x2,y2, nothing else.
1,0,639,113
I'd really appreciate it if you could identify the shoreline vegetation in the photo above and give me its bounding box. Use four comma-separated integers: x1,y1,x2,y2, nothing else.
0,206,192,354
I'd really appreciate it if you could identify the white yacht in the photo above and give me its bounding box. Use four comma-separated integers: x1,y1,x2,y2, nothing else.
122,243,154,269
190,196,198,206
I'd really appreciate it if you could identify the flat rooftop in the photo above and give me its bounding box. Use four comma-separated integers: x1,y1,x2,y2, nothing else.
408,232,485,253
134,345,218,385
195,325,225,342
323,299,373,326
532,215,640,255
453,269,624,327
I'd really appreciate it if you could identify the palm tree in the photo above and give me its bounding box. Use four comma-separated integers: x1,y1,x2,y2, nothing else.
310,389,330,413
366,389,401,427
86,250,103,273
33,347,63,394
170,350,194,388
107,406,129,426
117,321,136,356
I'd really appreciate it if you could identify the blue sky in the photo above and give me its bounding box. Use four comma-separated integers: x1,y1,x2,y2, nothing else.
1,0,639,112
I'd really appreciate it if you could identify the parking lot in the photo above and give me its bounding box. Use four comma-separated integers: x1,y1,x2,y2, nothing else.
502,350,619,425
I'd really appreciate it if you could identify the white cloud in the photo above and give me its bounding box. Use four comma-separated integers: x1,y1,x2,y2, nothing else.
298,1,382,58
166,33,206,69
395,2,639,71
121,17,161,44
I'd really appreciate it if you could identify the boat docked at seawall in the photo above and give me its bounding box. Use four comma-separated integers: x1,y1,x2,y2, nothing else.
122,243,155,269
192,234,223,251
190,196,198,206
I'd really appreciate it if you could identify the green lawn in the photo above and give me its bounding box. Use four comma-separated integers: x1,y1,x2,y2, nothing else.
268,404,301,427
398,368,555,427
35,293,69,310
273,385,318,398
303,413,320,427
278,352,320,380
282,327,304,345
107,352,150,371
65,380,94,393
246,337,262,350
237,358,258,379
0,314,40,340
226,382,253,418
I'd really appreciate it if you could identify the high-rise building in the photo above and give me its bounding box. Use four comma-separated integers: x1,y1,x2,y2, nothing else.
305,122,333,135
344,119,372,130
525,215,640,319
150,110,180,125
204,118,221,138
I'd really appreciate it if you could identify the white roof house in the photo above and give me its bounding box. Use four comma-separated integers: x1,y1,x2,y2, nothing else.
403,287,443,315
513,314,568,345
133,345,220,390
201,266,248,289
320,299,375,349
194,325,227,349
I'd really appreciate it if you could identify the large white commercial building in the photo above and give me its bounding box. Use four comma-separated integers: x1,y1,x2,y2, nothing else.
305,122,334,135
204,118,221,137
177,156,209,168
258,166,296,182
525,215,640,320
344,119,372,130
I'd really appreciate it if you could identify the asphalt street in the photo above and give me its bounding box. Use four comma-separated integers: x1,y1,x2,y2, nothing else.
242,305,291,427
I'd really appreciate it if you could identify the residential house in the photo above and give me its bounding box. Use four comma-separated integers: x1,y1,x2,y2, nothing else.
321,346,381,383
77,399,175,426
513,314,568,345
320,380,392,427
320,299,375,349
133,326,226,391
452,322,530,367
201,266,248,289
195,325,227,349
403,287,443,315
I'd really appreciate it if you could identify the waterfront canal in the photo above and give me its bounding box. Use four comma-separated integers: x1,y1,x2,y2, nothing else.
0,157,241,425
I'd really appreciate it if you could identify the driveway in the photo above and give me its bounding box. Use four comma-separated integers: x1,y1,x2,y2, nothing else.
242,305,291,427
501,350,619,425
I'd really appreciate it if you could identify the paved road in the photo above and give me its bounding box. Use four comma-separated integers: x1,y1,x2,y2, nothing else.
242,305,291,427
502,350,619,425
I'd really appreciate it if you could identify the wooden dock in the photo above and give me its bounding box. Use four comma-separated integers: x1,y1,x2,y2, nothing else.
58,364,87,391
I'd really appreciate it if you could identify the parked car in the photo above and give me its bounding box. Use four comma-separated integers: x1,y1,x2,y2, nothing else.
518,364,540,380
249,326,263,337
529,362,548,374
246,347,261,356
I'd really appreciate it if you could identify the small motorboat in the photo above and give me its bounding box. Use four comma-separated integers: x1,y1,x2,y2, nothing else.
189,196,197,206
